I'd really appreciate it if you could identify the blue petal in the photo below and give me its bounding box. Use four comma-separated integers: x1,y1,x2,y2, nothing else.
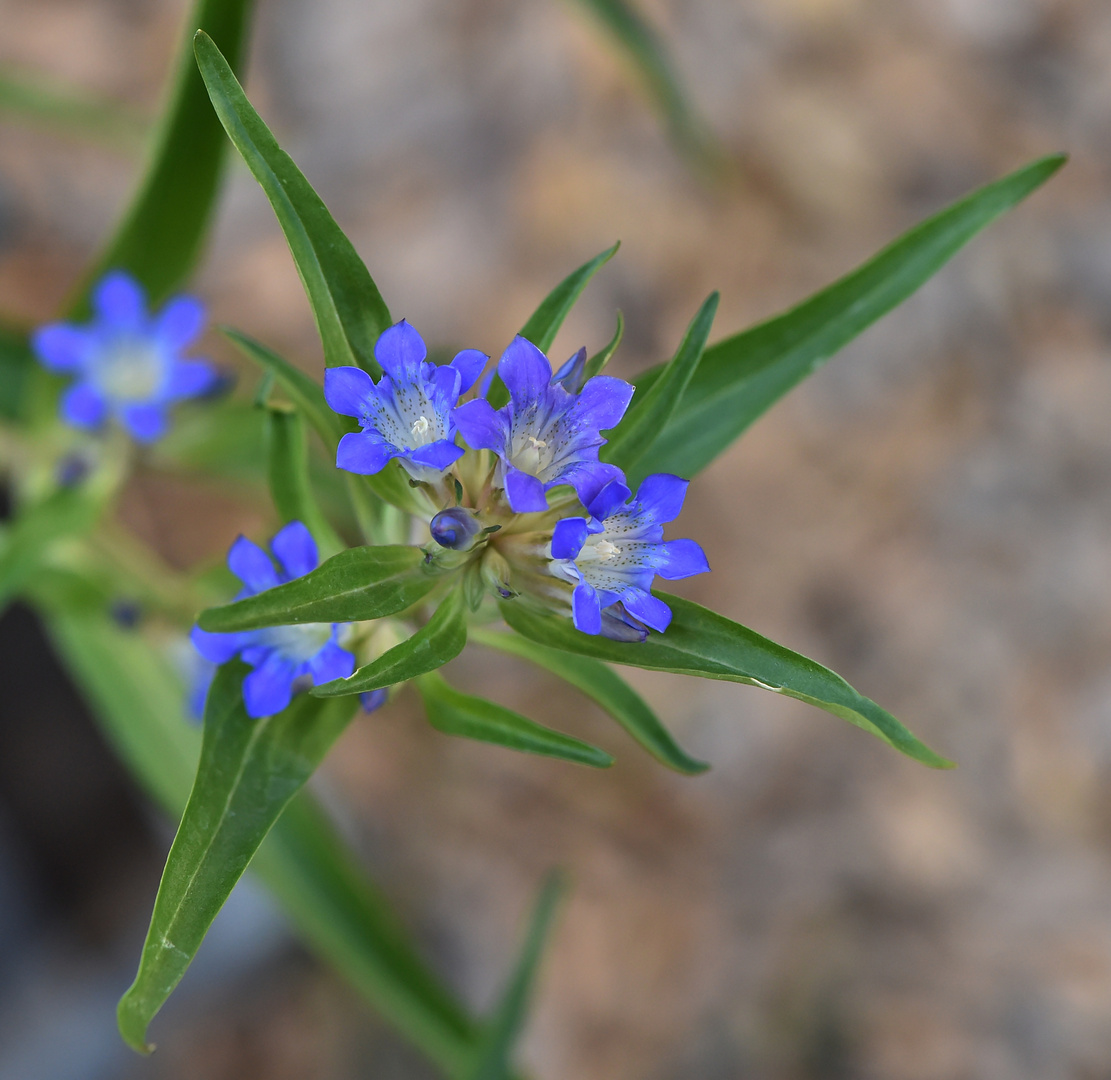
360,687,389,713
551,518,589,560
562,460,625,510
450,349,488,393
187,659,216,721
571,582,602,635
406,439,465,470
552,347,587,393
165,359,218,399
498,336,552,410
92,271,145,330
271,520,319,580
655,538,709,580
227,535,280,592
243,653,296,717
154,295,206,349
504,467,549,513
598,604,649,642
573,375,634,431
121,403,168,443
375,320,427,382
60,382,107,430
621,590,672,632
429,363,462,408
190,624,245,664
307,638,356,684
586,478,632,522
453,398,507,453
324,366,376,418
336,431,398,474
634,473,689,525
32,324,92,373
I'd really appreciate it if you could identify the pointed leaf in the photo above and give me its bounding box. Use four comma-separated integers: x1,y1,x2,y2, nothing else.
416,672,614,768
500,595,952,769
313,588,467,697
471,628,707,775
198,545,438,631
117,663,358,1052
634,153,1067,479
603,290,717,478
467,871,566,1080
72,0,254,310
583,309,624,382
195,31,391,372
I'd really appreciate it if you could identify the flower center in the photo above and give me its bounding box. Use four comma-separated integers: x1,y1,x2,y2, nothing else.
257,622,333,664
595,540,621,559
411,415,431,438
96,337,162,402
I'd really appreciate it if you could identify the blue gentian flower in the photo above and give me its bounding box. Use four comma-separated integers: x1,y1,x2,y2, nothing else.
548,473,710,637
453,336,633,514
324,320,487,484
31,270,218,443
190,521,357,718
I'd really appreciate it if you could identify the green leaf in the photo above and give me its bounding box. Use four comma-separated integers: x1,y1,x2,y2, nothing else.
634,153,1067,479
0,323,33,421
603,291,717,479
313,588,467,697
117,662,358,1052
471,628,707,775
266,406,344,559
416,672,614,769
500,594,952,769
487,243,620,408
467,871,566,1080
198,545,438,631
583,310,624,382
71,0,254,310
224,327,344,448
44,609,484,1074
195,31,391,372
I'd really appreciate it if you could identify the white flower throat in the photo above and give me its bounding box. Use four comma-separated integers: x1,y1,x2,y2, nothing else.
97,338,162,402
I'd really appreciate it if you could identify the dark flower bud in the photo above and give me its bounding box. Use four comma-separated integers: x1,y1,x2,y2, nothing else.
430,507,482,550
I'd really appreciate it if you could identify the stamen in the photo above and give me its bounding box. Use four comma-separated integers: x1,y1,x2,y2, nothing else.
411,415,431,437
527,435,547,449
595,540,621,559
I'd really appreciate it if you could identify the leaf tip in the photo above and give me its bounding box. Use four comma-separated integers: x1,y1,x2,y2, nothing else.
117,998,154,1056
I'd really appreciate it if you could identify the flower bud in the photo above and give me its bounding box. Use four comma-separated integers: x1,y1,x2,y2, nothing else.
480,547,515,599
430,507,482,550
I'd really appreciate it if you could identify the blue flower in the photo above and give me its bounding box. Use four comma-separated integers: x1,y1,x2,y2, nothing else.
324,320,487,484
548,473,710,637
453,336,633,513
31,270,218,443
190,521,357,718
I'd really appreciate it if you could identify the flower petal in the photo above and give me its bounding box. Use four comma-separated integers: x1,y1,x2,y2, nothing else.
165,359,219,400
498,336,552,410
633,473,689,525
227,535,280,592
504,467,549,513
571,581,602,635
120,403,168,443
574,375,634,431
562,460,625,510
271,520,319,580
60,382,107,429
189,624,245,664
586,478,632,522
551,518,590,560
243,653,296,717
336,431,398,475
620,590,673,632
307,638,356,684
32,325,93,373
453,398,507,453
92,271,145,330
375,320,427,382
450,349,488,394
324,366,376,418
655,538,709,580
406,439,465,471
552,347,587,393
360,687,389,713
155,296,206,349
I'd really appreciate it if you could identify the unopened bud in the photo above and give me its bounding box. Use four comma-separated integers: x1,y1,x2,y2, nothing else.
430,507,482,550
480,547,515,599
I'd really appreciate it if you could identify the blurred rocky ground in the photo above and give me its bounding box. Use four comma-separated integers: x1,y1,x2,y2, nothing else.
2,0,1111,1077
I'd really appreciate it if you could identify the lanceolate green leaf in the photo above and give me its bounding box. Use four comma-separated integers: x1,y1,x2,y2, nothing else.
487,243,620,408
417,672,614,769
314,588,467,697
500,595,952,769
471,628,707,775
198,545,437,631
603,290,717,479
584,310,624,382
0,322,32,421
635,153,1067,480
73,0,254,311
117,663,358,1052
195,32,391,372
467,872,566,1080
45,610,484,1074
266,407,344,558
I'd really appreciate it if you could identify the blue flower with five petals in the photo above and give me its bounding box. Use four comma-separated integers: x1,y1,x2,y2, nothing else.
31,271,218,443
324,320,487,484
453,336,633,513
549,473,710,637
190,521,357,718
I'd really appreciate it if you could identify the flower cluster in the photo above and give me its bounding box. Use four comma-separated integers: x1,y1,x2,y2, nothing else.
328,320,709,641
32,271,219,443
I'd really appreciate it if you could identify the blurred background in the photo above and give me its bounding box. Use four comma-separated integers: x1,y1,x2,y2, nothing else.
2,0,1111,1076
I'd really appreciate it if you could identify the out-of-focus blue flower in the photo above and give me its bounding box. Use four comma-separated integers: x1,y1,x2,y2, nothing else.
31,271,218,443
187,655,217,722
453,336,632,514
359,688,389,713
190,521,356,718
548,473,709,638
324,320,487,484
